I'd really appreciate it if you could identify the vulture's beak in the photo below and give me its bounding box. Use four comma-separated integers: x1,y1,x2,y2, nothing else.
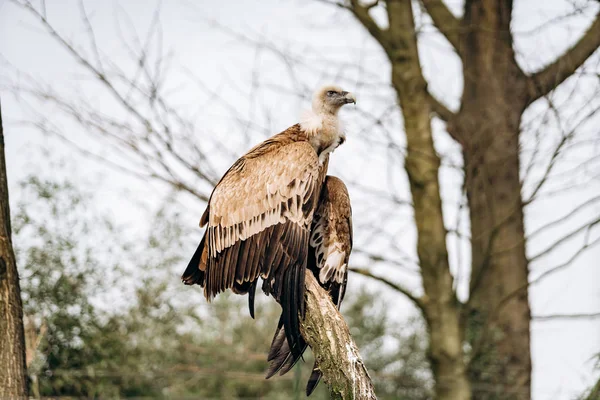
343,92,356,104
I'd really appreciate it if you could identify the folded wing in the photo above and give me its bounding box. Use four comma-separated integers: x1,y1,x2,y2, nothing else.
182,127,324,357
308,176,352,307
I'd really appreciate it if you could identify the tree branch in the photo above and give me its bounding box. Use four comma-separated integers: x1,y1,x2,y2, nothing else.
343,0,391,51
420,0,462,53
527,195,600,239
301,271,376,400
532,312,600,321
11,0,226,201
526,12,600,103
528,216,600,263
349,267,425,311
426,90,455,123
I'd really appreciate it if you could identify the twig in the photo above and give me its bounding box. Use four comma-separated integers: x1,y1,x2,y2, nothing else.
349,267,424,311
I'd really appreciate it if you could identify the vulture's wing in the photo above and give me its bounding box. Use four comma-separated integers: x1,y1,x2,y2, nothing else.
306,176,352,395
182,127,323,358
308,176,352,306
265,175,353,389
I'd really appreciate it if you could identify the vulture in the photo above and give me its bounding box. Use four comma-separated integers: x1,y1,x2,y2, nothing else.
182,85,355,395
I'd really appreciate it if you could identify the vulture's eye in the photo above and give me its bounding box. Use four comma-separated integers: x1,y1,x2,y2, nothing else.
327,90,336,96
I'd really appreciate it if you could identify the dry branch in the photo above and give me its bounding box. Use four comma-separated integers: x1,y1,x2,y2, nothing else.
349,267,424,311
527,12,600,103
532,312,600,321
301,271,376,400
420,0,462,52
426,90,455,123
347,0,390,51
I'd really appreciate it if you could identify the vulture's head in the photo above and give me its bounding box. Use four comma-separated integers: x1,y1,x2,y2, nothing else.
312,85,356,115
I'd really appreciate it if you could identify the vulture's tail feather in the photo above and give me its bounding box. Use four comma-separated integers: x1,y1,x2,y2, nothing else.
306,363,322,396
182,233,206,285
278,341,306,376
266,318,287,378
281,258,305,359
266,317,308,379
248,280,258,319
265,328,289,378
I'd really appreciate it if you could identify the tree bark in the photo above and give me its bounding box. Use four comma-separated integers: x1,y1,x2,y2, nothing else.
301,271,376,400
349,0,532,398
0,100,28,397
346,0,471,397
526,12,600,103
384,1,471,399
457,1,532,398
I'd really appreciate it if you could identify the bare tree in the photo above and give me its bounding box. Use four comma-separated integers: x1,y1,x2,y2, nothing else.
323,0,600,398
0,100,28,397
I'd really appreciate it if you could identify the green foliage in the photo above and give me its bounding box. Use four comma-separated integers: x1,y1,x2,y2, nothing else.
580,354,600,400
13,174,431,399
14,176,124,397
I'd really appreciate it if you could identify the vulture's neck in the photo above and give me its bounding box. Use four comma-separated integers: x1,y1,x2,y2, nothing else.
300,110,345,164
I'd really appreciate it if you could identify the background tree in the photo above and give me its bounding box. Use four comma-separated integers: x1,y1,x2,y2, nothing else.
329,1,600,398
0,100,28,397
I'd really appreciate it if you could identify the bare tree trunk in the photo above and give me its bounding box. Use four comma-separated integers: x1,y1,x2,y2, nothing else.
322,0,599,398
455,1,532,398
461,117,531,399
349,0,471,397
0,100,28,397
385,1,471,399
301,271,376,400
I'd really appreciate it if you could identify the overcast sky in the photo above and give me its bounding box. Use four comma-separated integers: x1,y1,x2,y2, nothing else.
1,0,599,398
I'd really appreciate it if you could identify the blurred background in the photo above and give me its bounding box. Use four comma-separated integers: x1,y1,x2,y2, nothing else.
0,0,599,399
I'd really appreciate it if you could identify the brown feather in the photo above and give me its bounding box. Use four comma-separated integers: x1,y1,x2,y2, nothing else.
200,206,209,227
247,234,262,282
228,241,241,288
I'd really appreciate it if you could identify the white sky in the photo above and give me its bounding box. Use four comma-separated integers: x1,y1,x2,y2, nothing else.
1,0,599,398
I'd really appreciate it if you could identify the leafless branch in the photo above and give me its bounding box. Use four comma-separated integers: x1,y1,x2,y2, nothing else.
9,0,226,203
419,0,462,53
350,267,425,311
426,89,455,122
528,216,600,262
319,0,392,51
532,312,600,321
526,12,600,103
527,195,600,240
523,97,600,205
530,235,600,288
